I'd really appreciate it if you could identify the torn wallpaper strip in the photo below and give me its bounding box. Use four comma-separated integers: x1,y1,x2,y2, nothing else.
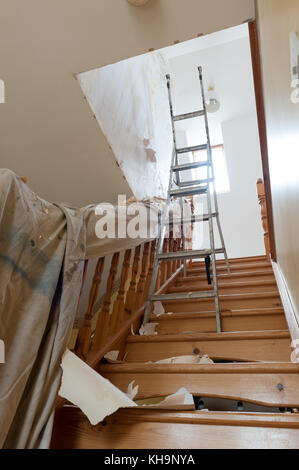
136,387,195,410
139,323,159,336
59,350,136,425
152,355,214,364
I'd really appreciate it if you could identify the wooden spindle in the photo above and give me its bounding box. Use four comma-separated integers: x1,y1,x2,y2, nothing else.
160,238,168,286
168,233,174,278
145,239,157,295
178,236,183,273
188,196,195,267
257,178,271,258
124,245,141,316
109,249,132,335
92,252,120,351
176,237,181,271
155,262,161,292
135,242,150,310
76,257,105,359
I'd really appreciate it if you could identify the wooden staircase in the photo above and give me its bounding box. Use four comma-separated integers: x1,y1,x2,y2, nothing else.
51,255,299,449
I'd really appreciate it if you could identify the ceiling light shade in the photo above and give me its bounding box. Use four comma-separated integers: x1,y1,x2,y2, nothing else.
206,85,220,113
127,0,151,5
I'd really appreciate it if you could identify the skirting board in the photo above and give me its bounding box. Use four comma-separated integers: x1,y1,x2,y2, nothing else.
272,261,299,362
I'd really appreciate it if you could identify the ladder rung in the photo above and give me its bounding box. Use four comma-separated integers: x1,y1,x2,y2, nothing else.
158,248,224,261
176,144,208,154
151,291,216,302
166,212,218,225
173,110,205,122
169,184,209,198
171,161,210,172
177,178,214,188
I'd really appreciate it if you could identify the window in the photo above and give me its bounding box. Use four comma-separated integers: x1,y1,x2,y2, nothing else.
192,144,230,194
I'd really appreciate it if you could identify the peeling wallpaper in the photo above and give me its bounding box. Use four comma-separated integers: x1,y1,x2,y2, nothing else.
78,53,173,200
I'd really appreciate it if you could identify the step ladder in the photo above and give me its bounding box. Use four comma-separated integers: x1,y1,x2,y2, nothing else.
143,66,230,333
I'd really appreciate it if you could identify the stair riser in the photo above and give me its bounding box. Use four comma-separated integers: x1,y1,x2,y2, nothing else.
51,408,299,449
192,255,270,264
154,313,288,335
125,337,291,363
169,283,278,295
188,263,272,275
177,272,275,286
100,371,299,408
161,294,282,313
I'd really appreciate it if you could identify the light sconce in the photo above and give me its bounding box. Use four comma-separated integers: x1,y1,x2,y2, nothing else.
127,0,151,5
206,85,220,113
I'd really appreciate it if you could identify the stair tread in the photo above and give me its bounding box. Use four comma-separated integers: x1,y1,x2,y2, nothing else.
189,262,272,272
177,279,276,286
191,255,269,265
51,407,299,450
150,307,285,322
117,409,299,428
100,361,298,374
161,291,281,302
179,270,274,281
171,279,277,290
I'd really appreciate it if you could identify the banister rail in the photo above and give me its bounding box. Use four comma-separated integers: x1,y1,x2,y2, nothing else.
74,230,187,369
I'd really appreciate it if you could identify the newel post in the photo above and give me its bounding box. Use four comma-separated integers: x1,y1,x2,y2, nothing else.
257,178,271,258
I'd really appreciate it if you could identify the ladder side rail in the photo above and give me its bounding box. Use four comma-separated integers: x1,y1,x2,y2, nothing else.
197,66,230,275
166,74,180,188
166,74,187,276
198,66,222,332
143,137,177,325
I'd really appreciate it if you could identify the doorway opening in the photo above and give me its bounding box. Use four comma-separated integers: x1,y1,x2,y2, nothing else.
77,22,266,260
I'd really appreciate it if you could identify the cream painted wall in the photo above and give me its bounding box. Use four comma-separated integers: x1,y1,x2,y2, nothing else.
191,114,265,259
257,0,299,318
0,0,254,206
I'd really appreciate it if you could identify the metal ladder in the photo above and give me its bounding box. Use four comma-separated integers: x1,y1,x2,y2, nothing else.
143,66,230,333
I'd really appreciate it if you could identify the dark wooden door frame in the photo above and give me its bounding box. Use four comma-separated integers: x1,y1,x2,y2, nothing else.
248,20,277,261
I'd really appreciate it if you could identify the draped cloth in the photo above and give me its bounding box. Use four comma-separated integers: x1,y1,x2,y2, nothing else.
0,169,156,449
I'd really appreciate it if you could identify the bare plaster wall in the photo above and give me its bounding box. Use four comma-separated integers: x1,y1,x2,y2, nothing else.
78,52,172,200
